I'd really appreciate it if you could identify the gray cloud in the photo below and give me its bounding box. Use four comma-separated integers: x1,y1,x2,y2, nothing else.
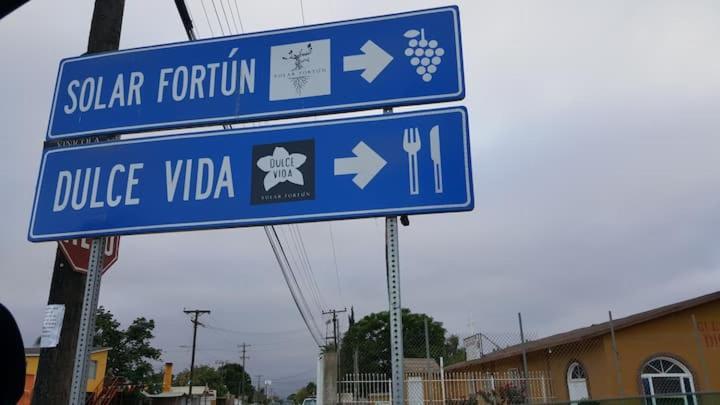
2,0,720,396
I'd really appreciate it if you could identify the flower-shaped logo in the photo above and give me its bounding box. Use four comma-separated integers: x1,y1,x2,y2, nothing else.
256,146,307,191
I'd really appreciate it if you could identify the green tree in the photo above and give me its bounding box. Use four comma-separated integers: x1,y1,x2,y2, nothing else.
444,334,467,366
174,365,229,396
217,362,254,399
291,382,316,404
93,306,162,385
340,309,454,375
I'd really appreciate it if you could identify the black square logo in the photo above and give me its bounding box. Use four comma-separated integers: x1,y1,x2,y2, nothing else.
251,139,315,205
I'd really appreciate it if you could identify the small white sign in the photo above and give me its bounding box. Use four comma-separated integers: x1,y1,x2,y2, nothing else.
40,304,65,348
270,39,331,101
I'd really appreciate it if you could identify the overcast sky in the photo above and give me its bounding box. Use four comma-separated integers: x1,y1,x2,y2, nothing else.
1,0,720,396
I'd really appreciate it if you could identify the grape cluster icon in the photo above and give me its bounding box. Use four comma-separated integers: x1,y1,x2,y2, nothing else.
403,28,444,83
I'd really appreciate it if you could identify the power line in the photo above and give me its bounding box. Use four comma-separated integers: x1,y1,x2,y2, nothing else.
232,0,244,33
292,224,325,310
299,0,306,25
201,323,307,335
269,367,315,381
224,0,239,34
277,227,316,313
272,225,323,342
283,225,325,313
265,226,323,346
209,0,225,35
199,0,215,37
218,0,235,34
182,0,201,38
328,223,344,303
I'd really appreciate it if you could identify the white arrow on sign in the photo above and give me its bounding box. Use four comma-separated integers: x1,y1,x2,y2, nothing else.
343,40,394,83
334,141,387,189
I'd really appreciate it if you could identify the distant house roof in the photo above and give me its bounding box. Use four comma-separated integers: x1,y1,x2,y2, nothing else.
404,358,440,373
25,347,110,356
447,290,720,371
172,386,216,398
143,385,216,399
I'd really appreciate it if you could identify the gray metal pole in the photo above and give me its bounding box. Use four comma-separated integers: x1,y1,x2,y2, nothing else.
383,106,403,405
608,311,624,397
386,216,404,405
424,318,435,400
691,314,711,391
518,313,528,378
69,237,106,405
424,318,431,362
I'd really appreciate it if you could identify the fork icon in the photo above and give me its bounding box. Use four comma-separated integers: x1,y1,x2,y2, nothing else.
403,128,421,195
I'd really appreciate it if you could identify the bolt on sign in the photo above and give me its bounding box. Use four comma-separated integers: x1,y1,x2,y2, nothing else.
59,236,120,274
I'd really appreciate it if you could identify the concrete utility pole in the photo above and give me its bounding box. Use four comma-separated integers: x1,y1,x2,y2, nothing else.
184,309,211,398
32,1,125,404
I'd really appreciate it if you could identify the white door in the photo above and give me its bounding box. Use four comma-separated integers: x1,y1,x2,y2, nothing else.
408,376,424,405
567,362,589,402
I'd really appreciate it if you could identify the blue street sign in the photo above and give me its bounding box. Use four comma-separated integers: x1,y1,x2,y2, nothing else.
30,108,473,241
46,6,465,140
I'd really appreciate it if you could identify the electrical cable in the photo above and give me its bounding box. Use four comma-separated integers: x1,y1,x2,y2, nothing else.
199,0,215,37
201,324,307,335
272,226,324,341
299,0,306,25
184,0,201,38
233,0,245,33
277,226,321,316
265,226,323,346
328,223,344,304
209,0,225,35
225,0,240,34
285,225,325,313
218,0,236,34
292,224,326,310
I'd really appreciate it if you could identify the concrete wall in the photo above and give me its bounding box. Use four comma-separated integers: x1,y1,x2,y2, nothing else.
24,348,109,395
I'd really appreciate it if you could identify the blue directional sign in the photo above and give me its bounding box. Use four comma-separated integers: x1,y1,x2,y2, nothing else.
29,108,472,241
46,6,464,140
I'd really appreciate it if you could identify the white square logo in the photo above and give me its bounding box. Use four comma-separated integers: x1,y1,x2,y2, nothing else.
269,39,331,101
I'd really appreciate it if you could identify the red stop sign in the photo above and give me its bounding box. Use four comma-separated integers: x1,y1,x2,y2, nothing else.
59,237,120,274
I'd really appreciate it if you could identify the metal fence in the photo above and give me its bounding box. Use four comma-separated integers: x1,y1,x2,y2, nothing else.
335,307,717,405
337,371,552,404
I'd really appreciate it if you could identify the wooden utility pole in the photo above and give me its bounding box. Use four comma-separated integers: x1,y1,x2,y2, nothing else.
184,309,210,398
322,308,347,349
32,3,125,403
238,343,251,400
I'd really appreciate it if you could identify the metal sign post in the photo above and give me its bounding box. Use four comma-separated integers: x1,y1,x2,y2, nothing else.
69,237,106,405
383,105,404,405
385,216,404,405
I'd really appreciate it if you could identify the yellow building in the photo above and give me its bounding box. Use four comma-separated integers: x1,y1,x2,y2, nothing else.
21,347,110,405
448,291,720,403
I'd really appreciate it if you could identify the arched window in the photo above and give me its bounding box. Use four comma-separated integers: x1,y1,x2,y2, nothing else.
567,362,589,402
641,357,695,405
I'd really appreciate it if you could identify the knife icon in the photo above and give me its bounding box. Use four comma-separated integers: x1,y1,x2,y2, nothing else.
430,125,443,193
